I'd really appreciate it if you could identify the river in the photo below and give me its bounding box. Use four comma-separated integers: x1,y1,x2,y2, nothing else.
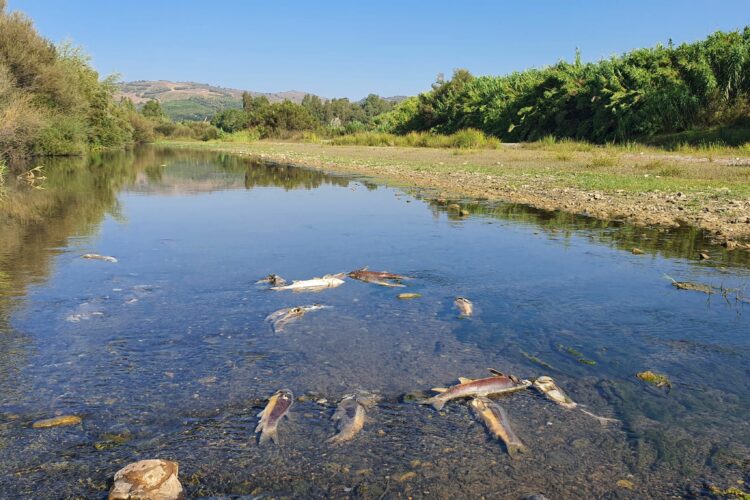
0,147,748,498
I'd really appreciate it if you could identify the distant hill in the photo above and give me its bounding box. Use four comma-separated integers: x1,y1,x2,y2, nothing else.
115,81,314,121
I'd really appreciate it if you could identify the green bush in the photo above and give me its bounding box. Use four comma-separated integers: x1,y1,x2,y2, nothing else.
33,115,87,156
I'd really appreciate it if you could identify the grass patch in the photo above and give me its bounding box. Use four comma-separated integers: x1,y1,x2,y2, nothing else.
587,154,618,168
330,129,500,150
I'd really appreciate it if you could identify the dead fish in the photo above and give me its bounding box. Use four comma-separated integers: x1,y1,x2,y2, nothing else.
256,274,287,286
271,273,346,292
533,376,576,409
255,389,293,445
534,376,619,426
470,397,528,457
422,369,531,411
455,297,473,316
81,253,117,263
265,304,330,333
328,392,380,444
348,267,408,287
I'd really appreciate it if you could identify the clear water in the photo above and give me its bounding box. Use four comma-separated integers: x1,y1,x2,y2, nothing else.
0,147,748,498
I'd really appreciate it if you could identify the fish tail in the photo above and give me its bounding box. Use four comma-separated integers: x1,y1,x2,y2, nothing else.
326,434,343,445
258,426,278,445
419,397,445,411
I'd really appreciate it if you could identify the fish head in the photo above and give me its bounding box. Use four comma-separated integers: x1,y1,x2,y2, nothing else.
470,397,491,411
272,389,294,404
532,376,555,392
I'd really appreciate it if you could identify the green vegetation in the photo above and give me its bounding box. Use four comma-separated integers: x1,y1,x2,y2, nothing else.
0,1,143,159
330,129,499,149
380,28,750,146
207,91,395,138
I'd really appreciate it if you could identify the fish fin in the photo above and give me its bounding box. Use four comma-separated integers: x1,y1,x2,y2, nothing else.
420,397,446,411
488,368,505,377
430,387,448,393
431,399,446,411
579,408,620,427
457,377,474,384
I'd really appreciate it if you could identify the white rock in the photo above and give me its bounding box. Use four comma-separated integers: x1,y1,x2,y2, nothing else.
109,459,184,500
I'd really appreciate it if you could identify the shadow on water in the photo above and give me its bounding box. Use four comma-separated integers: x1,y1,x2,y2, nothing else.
0,146,748,498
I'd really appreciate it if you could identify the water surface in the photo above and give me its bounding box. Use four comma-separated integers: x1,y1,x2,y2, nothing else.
1,147,748,498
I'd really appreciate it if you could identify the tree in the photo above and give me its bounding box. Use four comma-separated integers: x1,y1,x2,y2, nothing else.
211,108,249,132
141,100,165,120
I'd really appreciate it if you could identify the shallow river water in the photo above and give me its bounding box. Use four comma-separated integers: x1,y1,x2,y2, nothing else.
0,147,748,499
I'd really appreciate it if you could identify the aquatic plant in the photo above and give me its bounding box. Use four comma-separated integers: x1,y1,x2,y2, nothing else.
636,370,672,390
556,343,597,365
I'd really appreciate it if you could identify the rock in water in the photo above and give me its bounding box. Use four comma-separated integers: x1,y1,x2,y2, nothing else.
109,459,184,500
32,415,82,428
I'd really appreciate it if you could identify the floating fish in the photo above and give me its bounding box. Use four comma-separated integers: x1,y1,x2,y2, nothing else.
532,376,576,409
534,376,619,426
265,304,330,333
454,297,473,316
470,397,528,457
328,392,380,444
271,274,346,292
397,293,422,300
255,389,294,445
256,274,287,286
81,253,117,263
422,369,531,411
348,267,408,287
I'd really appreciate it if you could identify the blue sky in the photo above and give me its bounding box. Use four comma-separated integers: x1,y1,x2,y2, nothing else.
7,1,750,99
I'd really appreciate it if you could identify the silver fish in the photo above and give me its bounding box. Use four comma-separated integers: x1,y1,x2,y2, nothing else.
422,369,531,411
328,392,380,444
455,297,473,316
265,304,330,332
470,397,528,457
81,253,117,263
255,389,294,445
271,273,346,292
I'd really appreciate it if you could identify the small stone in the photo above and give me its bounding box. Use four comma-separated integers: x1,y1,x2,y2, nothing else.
699,252,710,260
617,479,635,490
395,471,417,483
316,398,327,405
109,459,184,500
32,415,82,429
632,248,644,255
447,204,461,211
459,209,470,216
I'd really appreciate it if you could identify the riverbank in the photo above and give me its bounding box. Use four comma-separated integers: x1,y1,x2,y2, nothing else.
157,139,750,247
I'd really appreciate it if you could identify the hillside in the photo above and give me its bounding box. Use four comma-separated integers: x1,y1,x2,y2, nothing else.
116,81,312,121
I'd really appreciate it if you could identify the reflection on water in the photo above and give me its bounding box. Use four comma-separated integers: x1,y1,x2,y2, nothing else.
0,147,748,498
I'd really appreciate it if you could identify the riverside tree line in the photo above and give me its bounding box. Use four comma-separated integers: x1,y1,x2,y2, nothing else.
1,0,748,163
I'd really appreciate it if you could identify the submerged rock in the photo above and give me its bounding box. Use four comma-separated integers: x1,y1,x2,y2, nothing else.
109,459,184,500
32,415,82,428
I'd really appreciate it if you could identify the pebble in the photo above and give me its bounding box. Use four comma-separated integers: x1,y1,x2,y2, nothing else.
632,248,644,255
109,459,183,500
395,471,417,482
32,415,82,429
616,479,635,490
